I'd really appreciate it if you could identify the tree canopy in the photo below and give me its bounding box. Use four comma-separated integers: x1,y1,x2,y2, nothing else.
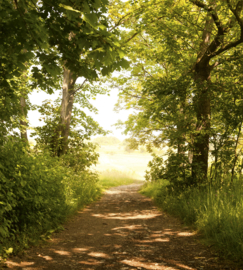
0,0,128,141
112,0,243,185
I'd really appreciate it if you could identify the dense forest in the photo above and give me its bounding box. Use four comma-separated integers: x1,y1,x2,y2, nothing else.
1,0,243,261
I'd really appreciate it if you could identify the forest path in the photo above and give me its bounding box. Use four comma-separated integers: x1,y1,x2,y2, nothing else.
6,184,238,270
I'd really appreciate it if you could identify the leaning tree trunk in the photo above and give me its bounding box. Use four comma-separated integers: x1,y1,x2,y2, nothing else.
57,67,77,156
20,96,28,142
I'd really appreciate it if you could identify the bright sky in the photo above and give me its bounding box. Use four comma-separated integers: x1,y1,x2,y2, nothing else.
28,82,132,141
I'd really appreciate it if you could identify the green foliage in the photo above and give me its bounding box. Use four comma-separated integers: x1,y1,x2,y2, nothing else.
145,154,165,181
145,152,192,188
139,180,169,200
111,0,243,184
32,97,106,155
0,137,101,257
120,138,138,153
140,178,243,261
0,0,127,143
0,138,64,255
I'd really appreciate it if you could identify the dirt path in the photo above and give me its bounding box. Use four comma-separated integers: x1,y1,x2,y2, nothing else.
5,184,240,270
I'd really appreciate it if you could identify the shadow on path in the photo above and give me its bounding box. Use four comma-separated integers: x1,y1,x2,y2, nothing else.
6,184,238,270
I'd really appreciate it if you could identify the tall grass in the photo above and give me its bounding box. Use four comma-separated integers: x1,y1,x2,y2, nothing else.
140,179,243,261
98,169,140,189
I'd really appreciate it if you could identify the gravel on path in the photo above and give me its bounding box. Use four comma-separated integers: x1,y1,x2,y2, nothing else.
5,184,240,270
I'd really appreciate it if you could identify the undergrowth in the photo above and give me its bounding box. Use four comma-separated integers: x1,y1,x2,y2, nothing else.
0,140,140,259
140,179,243,261
0,138,101,258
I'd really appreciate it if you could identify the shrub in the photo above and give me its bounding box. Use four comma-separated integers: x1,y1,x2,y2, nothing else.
145,152,191,188
0,137,100,257
145,154,165,181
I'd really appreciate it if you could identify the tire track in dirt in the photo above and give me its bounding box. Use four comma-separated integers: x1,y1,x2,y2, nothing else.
5,184,240,270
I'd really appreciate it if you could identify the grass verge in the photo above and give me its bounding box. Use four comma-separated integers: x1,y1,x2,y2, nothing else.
140,180,243,261
98,169,141,189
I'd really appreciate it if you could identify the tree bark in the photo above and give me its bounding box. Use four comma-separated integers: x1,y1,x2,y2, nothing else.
58,67,77,156
231,122,242,183
191,17,213,184
191,64,211,183
20,96,28,142
177,97,186,155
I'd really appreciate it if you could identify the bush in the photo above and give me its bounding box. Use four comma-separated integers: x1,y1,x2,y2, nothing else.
145,152,191,188
0,137,101,257
145,154,165,181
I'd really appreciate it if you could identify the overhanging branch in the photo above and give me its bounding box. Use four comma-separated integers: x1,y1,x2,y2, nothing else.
189,0,224,35
226,0,243,26
74,79,87,94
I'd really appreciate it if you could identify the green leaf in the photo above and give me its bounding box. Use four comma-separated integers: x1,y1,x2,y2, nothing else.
120,59,130,69
20,180,26,187
83,13,98,27
98,24,107,30
6,248,13,254
0,227,7,237
117,49,125,58
59,4,81,13
93,0,102,9
101,66,112,76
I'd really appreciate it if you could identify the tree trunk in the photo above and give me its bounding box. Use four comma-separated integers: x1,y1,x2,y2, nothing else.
57,67,77,156
20,96,28,142
190,16,213,184
188,133,194,164
231,122,242,183
191,64,211,184
177,101,186,155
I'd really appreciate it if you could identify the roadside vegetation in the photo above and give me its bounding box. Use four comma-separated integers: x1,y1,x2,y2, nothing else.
0,137,102,258
109,0,243,263
140,177,243,261
0,0,127,259
0,139,138,258
2,0,243,265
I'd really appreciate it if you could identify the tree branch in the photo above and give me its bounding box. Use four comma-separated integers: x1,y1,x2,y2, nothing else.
74,79,88,94
124,32,140,43
141,66,155,79
226,0,243,26
109,12,134,32
190,0,224,35
191,0,243,61
211,38,243,58
189,0,224,36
